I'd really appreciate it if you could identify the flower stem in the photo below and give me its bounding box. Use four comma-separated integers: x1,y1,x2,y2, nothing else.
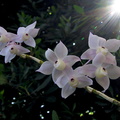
20,54,43,64
85,86,120,106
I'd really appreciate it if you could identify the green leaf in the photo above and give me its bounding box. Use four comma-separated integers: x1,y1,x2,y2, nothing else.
72,103,76,111
36,38,42,45
0,74,7,85
52,110,59,120
73,5,84,15
117,35,120,40
45,96,56,103
0,90,4,100
0,64,5,75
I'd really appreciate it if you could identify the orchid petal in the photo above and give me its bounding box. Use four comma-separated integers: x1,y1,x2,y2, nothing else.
24,36,36,48
25,21,37,32
29,28,40,38
96,76,110,92
105,39,120,52
63,66,74,78
13,35,23,43
54,41,68,59
75,65,96,78
1,45,16,63
88,32,100,49
98,37,106,47
0,45,11,56
6,33,17,40
61,83,76,98
55,75,69,88
63,55,80,66
105,52,116,65
17,27,26,35
77,75,93,88
14,45,30,55
5,52,16,63
36,61,54,75
92,53,106,67
0,27,7,35
0,43,7,50
45,48,57,63
81,49,96,60
52,69,63,82
106,65,120,79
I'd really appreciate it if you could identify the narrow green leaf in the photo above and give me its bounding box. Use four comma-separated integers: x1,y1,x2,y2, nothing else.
0,90,4,100
52,110,59,120
73,5,84,15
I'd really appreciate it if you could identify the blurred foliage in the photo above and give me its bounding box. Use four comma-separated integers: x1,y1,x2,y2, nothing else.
0,0,120,120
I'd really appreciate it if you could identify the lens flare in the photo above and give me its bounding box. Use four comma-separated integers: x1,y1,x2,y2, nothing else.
111,0,120,14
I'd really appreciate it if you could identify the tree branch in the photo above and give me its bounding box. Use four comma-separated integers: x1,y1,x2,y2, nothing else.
20,54,120,107
85,86,120,107
20,54,43,64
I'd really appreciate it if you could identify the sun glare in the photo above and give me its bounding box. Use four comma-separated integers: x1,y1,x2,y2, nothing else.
111,0,120,14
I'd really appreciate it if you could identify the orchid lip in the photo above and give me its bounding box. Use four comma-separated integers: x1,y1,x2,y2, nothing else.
10,47,19,54
95,66,108,78
0,35,9,43
96,46,108,55
69,78,79,87
22,33,30,41
54,59,66,71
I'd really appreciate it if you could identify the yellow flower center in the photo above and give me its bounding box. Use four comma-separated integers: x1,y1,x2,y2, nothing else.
0,35,9,43
96,46,108,55
22,33,30,41
69,78,79,87
54,59,66,71
95,66,108,78
10,47,19,54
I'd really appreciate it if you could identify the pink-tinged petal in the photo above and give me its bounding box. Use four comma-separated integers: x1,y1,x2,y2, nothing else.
24,36,36,48
88,32,100,49
98,37,106,47
61,83,76,98
36,61,54,75
92,53,106,67
17,27,26,35
0,45,11,56
29,28,40,38
75,65,96,78
77,75,93,88
5,52,16,63
6,33,17,40
105,39,120,52
0,43,7,50
63,66,74,78
81,49,96,60
106,65,120,79
96,76,110,92
1,46,16,63
14,45,30,55
55,75,69,88
45,48,57,63
52,69,63,82
0,27,7,35
105,52,116,65
54,41,68,59
13,35,23,43
25,21,37,32
63,55,80,66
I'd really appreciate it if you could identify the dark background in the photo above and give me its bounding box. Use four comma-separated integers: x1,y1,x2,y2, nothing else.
0,0,120,120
